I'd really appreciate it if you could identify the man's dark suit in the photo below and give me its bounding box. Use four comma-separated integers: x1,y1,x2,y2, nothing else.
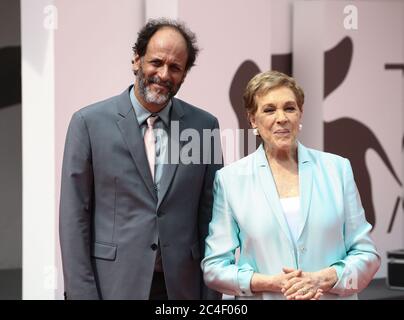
59,86,222,299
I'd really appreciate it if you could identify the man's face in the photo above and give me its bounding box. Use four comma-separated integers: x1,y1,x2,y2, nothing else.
133,27,188,112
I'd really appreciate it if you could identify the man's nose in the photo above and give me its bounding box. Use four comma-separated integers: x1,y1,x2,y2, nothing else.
158,65,170,81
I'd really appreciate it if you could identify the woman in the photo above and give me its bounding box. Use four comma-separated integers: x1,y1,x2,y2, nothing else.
201,70,380,300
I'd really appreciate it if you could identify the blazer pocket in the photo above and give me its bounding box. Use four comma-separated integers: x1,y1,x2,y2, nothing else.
91,242,117,261
191,242,201,260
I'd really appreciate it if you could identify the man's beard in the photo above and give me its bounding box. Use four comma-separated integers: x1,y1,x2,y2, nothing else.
137,65,182,106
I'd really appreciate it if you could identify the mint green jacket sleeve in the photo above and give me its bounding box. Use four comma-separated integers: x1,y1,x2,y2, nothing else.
329,159,381,296
201,171,255,296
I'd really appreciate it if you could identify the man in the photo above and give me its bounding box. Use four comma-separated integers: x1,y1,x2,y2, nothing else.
59,19,223,300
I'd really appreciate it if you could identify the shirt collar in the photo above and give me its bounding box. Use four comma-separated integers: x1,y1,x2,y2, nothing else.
129,85,172,126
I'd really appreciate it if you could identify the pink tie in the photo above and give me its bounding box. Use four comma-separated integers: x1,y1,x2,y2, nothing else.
144,115,158,180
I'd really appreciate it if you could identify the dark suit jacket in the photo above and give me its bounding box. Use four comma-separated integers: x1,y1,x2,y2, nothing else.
59,86,223,299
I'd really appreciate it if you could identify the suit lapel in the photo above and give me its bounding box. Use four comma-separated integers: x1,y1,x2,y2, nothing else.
157,98,185,209
116,87,157,201
297,143,313,240
255,145,295,249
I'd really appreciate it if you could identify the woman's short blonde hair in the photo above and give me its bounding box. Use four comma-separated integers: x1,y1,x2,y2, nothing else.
243,70,305,115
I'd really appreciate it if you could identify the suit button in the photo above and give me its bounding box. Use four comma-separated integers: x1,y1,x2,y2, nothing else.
151,243,158,251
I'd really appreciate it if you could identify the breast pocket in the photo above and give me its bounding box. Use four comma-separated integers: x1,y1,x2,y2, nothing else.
91,241,117,261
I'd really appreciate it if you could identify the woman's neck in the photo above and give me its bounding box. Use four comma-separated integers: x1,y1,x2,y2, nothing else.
264,143,298,167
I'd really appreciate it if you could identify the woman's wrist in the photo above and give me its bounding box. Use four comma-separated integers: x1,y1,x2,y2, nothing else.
318,267,338,292
251,273,280,293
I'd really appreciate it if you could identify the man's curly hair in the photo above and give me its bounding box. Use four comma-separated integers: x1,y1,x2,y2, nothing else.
132,18,199,72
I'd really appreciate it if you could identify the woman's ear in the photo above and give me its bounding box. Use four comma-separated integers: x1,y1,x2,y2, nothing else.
248,113,256,128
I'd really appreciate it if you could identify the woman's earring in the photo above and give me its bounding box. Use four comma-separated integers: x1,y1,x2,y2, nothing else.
253,128,259,136
299,123,303,131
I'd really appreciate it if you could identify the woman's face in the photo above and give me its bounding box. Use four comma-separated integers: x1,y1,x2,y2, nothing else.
249,86,302,153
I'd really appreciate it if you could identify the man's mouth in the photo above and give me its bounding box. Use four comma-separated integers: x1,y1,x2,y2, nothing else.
151,82,169,91
148,78,173,92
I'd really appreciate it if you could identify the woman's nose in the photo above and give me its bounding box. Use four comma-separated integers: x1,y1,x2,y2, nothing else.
275,110,287,122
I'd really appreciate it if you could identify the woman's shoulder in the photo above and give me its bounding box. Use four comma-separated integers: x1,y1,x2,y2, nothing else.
301,144,350,168
217,151,257,177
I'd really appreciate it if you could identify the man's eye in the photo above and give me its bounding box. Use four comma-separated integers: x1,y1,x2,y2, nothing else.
264,108,274,113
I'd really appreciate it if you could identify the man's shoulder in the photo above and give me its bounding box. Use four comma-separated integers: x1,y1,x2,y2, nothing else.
75,94,121,119
173,97,217,122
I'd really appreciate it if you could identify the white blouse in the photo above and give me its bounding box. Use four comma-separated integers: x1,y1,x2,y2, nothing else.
280,196,302,246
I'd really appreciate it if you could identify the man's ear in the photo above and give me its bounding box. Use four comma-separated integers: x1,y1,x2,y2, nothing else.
132,54,141,74
180,71,188,85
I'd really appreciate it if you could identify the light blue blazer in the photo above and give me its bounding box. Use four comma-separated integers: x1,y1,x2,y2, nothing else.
202,143,380,300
